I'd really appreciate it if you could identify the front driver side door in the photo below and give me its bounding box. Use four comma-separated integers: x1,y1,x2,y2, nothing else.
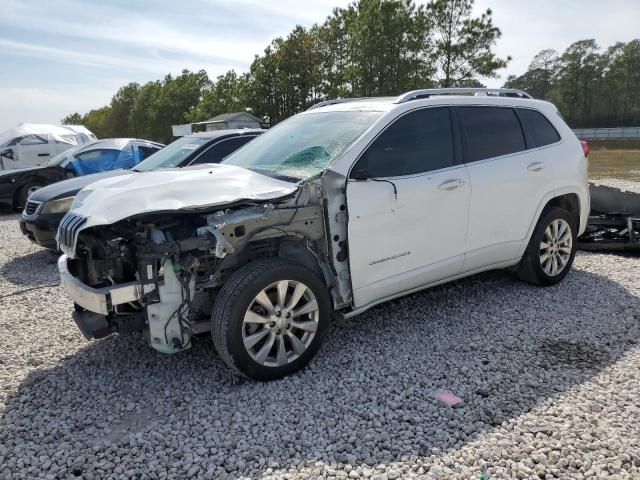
346,107,471,308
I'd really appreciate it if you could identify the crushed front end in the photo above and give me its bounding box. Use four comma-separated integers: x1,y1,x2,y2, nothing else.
56,182,345,354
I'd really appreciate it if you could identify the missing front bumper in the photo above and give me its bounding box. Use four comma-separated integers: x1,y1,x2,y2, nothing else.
58,254,144,315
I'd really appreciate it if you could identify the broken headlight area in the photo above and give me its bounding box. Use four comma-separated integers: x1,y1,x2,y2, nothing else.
66,196,328,354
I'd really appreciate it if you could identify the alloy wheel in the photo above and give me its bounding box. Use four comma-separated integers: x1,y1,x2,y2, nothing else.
242,280,319,367
539,218,573,276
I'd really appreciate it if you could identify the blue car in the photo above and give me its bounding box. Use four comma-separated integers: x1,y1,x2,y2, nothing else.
0,138,164,211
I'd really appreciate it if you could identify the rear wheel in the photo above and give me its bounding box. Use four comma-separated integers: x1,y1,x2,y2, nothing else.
211,259,331,380
517,206,577,286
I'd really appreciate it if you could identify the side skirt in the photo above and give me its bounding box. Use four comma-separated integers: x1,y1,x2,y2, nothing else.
338,258,520,319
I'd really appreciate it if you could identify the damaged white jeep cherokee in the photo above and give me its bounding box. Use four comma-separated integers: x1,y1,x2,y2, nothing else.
57,88,589,380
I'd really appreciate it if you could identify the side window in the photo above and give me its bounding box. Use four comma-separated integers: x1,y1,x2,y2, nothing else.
74,149,120,164
67,149,123,176
19,135,48,146
352,107,454,178
138,145,161,160
192,137,254,165
517,109,561,147
459,107,526,162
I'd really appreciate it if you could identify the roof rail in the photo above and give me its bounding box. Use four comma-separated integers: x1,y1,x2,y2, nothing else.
395,88,532,103
306,97,375,111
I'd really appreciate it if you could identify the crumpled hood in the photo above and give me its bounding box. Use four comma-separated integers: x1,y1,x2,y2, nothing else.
70,163,298,228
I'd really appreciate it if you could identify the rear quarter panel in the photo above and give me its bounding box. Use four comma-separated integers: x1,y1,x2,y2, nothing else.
538,104,590,235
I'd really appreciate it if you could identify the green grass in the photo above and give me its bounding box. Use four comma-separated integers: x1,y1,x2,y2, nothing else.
588,148,640,181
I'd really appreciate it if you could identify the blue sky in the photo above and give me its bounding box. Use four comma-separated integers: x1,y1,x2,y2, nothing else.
1,0,639,132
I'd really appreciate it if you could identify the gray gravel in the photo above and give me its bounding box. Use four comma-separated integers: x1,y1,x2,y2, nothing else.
1,211,639,480
591,177,640,194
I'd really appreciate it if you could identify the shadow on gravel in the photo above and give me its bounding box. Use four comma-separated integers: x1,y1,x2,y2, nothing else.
0,213,20,222
2,267,639,478
0,248,59,286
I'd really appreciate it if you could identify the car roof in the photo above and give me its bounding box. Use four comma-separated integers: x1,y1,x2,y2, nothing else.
188,129,265,140
72,138,165,153
301,90,552,114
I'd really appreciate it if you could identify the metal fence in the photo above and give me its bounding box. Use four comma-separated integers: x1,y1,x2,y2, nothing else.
573,127,640,140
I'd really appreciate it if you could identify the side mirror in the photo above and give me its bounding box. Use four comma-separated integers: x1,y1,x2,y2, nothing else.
0,149,13,160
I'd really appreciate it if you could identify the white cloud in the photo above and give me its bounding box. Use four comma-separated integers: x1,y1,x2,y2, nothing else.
0,87,113,131
0,0,638,129
474,0,640,86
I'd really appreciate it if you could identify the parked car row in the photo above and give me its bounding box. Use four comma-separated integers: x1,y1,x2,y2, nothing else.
18,129,262,248
47,88,589,381
0,123,97,170
0,138,164,212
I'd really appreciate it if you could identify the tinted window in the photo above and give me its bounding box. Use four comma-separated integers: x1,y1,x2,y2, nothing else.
138,145,161,160
353,107,454,178
518,109,561,147
191,136,255,165
459,107,526,162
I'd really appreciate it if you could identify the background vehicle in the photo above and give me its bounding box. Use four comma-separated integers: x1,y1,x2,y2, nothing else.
56,88,589,380
0,123,97,170
21,129,262,249
1,138,163,212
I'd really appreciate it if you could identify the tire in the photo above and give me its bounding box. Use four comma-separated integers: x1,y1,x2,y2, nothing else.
517,206,578,286
211,259,332,380
17,181,44,209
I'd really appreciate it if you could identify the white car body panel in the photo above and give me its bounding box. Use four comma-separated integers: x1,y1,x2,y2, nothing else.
68,163,298,230
347,165,471,307
0,123,97,170
58,92,590,333
462,146,557,271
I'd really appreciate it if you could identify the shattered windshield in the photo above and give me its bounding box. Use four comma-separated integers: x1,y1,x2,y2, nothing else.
222,111,382,181
134,136,209,172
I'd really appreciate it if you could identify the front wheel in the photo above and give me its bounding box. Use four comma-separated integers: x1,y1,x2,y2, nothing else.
517,206,578,286
211,259,331,380
18,181,44,209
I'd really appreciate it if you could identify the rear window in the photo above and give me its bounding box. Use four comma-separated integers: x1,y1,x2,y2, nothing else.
518,108,561,147
459,107,526,162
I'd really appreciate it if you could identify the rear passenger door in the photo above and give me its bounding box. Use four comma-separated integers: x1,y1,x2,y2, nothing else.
457,106,556,271
347,107,471,308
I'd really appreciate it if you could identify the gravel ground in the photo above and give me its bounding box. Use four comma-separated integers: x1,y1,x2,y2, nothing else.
591,178,640,194
1,211,639,480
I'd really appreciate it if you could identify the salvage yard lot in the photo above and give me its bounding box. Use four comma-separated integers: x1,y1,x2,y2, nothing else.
1,212,639,479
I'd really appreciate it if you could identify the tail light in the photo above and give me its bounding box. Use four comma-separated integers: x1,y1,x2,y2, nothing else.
580,140,589,157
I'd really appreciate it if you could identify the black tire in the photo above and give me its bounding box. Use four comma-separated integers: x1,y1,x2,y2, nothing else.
211,259,332,380
517,206,578,286
17,181,44,209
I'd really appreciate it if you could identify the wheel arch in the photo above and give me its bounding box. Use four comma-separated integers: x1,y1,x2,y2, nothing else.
12,175,48,209
238,234,339,308
519,190,583,259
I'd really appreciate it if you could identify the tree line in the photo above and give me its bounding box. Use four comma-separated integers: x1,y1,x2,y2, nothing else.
63,0,507,143
505,39,640,128
62,0,640,143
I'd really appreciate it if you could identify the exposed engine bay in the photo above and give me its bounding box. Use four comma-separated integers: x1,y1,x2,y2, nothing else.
62,176,352,354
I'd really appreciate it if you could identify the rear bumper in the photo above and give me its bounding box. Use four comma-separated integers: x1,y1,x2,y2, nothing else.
58,254,143,316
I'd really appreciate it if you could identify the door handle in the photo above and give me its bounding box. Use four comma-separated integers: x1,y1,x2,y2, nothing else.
438,179,465,191
527,162,545,172
37,153,50,157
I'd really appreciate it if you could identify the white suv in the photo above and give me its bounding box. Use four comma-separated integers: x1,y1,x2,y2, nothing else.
57,88,589,380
